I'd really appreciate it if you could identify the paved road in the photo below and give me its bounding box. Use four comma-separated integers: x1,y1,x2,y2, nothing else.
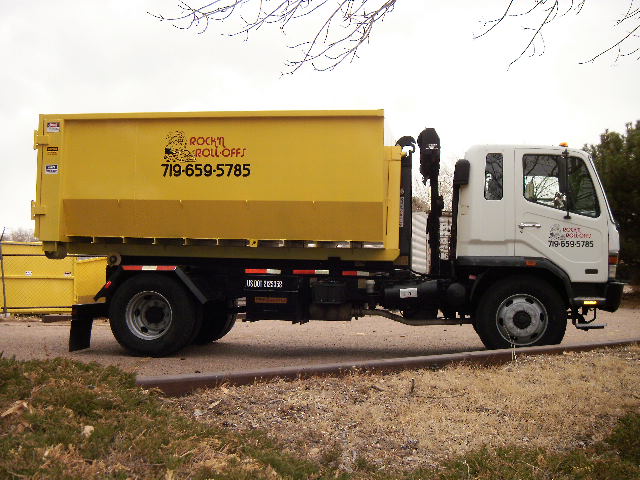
1,304,638,376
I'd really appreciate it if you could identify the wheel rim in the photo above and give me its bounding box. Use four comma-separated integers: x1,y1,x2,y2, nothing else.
125,291,173,340
495,294,548,346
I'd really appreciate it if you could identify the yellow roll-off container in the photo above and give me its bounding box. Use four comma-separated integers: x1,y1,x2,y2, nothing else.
33,110,401,262
0,242,106,314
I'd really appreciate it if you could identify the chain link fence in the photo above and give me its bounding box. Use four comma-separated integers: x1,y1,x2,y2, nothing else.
0,242,106,316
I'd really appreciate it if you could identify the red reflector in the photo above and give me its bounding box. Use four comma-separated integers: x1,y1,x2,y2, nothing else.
609,255,619,265
104,281,112,289
245,268,281,275
293,270,317,275
122,265,176,271
525,260,537,267
342,271,369,277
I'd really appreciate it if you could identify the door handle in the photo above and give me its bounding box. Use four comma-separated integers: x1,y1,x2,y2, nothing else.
518,222,541,230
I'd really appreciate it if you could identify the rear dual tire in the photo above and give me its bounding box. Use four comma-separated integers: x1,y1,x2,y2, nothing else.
192,300,237,345
109,274,202,357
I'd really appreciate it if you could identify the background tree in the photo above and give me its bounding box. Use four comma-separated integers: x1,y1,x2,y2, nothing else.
412,163,453,213
1,228,36,242
585,121,640,270
153,1,640,72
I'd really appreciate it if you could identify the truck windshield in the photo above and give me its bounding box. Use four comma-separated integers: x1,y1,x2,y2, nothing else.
523,154,600,217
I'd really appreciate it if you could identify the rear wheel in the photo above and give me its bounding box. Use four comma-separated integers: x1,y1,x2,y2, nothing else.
475,276,567,350
192,300,237,345
109,274,201,356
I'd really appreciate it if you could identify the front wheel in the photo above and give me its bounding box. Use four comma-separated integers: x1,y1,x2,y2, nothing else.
475,276,567,350
109,274,202,356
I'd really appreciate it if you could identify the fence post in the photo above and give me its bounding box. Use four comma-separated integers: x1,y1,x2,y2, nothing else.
0,228,9,318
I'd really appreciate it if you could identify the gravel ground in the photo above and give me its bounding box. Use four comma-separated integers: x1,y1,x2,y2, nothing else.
0,301,637,376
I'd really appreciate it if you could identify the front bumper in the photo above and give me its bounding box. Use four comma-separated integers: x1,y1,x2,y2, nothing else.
601,281,625,312
571,280,625,312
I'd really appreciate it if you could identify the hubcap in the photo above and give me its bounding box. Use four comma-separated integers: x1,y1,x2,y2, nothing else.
496,294,548,346
125,291,172,340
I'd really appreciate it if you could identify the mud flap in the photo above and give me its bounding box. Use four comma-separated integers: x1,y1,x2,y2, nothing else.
69,303,108,352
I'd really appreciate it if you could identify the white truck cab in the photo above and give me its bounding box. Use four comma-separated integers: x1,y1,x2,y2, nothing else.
458,145,618,283
451,144,623,348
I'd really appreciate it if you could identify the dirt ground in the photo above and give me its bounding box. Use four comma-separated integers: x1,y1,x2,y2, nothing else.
173,345,640,472
0,300,638,376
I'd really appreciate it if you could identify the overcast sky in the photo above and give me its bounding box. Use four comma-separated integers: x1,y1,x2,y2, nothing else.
1,0,638,232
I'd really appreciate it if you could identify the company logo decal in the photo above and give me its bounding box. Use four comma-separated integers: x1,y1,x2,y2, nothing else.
164,131,194,162
548,223,593,248
161,130,250,178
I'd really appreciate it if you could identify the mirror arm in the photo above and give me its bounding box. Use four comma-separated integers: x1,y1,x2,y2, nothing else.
561,149,571,220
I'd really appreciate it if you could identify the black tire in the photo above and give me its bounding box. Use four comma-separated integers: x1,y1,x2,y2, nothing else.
192,300,237,345
109,274,202,357
475,275,567,350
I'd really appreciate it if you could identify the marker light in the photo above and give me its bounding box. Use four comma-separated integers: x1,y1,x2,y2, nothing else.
559,142,568,147
583,300,598,306
609,253,619,279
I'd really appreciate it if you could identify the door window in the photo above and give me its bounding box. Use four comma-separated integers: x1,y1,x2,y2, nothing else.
484,153,503,200
522,154,600,217
523,154,563,209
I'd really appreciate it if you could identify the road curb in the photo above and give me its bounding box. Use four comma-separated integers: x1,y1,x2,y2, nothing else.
136,339,640,396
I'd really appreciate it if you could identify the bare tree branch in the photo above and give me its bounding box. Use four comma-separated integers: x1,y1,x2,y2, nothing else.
477,0,640,67
580,21,640,63
152,1,640,72
150,0,397,74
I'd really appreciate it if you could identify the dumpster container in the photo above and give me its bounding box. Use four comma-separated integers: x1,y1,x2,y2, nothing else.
32,110,401,262
0,242,106,314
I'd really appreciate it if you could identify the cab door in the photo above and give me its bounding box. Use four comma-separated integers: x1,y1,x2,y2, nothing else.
514,149,608,283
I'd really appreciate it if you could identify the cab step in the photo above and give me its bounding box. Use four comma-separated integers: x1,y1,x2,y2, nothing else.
575,322,607,330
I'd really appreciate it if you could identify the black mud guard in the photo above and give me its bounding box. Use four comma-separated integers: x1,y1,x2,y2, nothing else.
95,266,209,304
69,303,108,352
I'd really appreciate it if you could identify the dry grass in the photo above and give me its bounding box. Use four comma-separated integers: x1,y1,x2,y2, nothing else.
0,357,320,479
177,346,640,473
1,348,639,479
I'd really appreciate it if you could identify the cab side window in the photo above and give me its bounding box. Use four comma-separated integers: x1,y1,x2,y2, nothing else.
484,153,503,200
522,154,600,217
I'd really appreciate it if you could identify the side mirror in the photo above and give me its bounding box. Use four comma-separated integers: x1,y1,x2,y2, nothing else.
559,149,572,219
453,159,470,185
